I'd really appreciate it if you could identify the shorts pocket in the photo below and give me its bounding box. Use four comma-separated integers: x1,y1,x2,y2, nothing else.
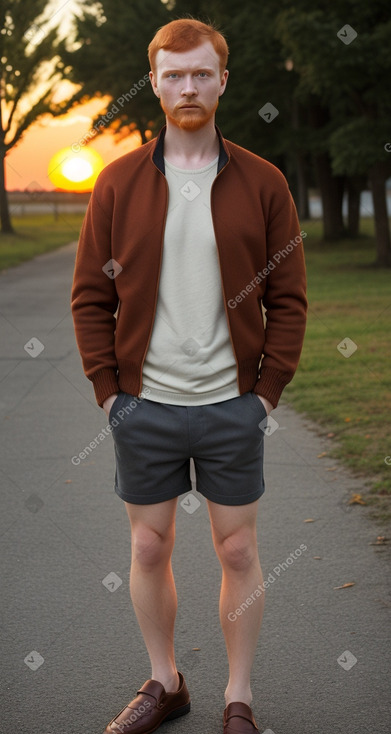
108,391,125,424
248,391,267,421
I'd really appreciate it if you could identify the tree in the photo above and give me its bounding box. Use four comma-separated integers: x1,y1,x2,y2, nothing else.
276,0,391,263
0,0,77,233
173,0,311,215
63,0,171,145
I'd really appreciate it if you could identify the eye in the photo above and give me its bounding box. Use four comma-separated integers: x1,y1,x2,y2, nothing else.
198,72,208,78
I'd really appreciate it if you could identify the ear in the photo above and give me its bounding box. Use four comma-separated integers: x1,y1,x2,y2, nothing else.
219,69,229,97
149,70,160,98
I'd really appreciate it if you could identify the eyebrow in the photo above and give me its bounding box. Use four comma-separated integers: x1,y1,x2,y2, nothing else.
162,67,216,74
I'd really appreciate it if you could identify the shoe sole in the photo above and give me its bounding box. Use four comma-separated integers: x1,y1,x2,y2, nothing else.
162,701,191,722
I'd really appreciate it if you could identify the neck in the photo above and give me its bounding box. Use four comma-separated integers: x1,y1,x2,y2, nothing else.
163,117,219,166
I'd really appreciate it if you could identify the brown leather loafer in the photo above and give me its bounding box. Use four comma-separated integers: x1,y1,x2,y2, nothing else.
103,671,190,734
223,702,260,733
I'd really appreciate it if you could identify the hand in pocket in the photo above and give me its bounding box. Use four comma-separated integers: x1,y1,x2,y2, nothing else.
103,393,119,419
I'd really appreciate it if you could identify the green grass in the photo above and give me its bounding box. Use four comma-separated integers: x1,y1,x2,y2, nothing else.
283,218,391,523
0,214,85,270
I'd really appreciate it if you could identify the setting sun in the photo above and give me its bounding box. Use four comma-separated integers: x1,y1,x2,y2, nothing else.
47,146,104,191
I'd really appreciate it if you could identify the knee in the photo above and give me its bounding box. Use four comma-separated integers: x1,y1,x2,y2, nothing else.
132,526,174,569
217,530,258,572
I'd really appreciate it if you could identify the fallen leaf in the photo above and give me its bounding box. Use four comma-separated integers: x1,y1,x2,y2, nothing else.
348,493,367,505
64,480,73,484
325,467,337,471
370,536,388,546
313,556,322,560
327,433,335,438
304,518,315,522
317,452,327,458
333,582,355,590
344,417,351,422
192,647,201,651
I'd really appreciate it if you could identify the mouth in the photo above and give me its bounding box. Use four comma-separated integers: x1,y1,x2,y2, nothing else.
180,105,200,109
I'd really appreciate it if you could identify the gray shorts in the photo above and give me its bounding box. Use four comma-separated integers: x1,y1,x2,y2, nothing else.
109,391,267,506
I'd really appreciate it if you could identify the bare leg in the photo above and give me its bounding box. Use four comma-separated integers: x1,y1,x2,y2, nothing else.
124,497,180,693
206,498,264,707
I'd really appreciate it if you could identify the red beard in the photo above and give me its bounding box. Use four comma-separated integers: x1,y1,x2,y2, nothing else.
160,98,219,131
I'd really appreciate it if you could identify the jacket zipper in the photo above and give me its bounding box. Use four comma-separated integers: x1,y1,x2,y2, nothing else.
210,163,241,390
137,172,169,397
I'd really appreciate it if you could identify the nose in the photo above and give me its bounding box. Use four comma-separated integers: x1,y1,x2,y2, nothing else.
181,74,198,96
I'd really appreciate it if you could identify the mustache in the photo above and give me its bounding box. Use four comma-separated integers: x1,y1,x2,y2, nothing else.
173,102,206,113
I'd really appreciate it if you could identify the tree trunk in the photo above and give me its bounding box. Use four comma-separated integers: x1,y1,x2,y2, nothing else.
291,99,310,220
308,100,345,239
313,152,345,240
368,162,391,267
0,149,14,234
296,151,310,220
346,175,365,238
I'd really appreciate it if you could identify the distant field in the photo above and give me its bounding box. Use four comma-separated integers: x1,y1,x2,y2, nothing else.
283,218,391,522
0,214,85,270
7,190,90,216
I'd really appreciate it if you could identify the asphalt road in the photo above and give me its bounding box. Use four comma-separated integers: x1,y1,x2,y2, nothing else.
0,242,390,734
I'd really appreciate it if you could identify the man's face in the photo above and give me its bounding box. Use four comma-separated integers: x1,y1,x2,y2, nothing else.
149,41,228,131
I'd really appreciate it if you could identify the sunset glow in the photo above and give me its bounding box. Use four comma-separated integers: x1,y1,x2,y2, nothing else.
47,146,104,191
62,157,93,182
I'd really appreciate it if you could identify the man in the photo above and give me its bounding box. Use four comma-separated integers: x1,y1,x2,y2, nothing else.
71,17,307,734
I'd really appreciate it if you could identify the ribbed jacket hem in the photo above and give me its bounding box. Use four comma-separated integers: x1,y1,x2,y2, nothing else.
91,368,119,408
254,366,293,408
90,359,292,409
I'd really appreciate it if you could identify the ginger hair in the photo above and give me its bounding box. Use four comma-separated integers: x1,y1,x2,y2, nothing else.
148,18,229,76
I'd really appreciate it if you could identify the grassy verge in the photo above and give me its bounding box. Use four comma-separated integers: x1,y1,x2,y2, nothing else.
283,218,391,523
0,213,85,270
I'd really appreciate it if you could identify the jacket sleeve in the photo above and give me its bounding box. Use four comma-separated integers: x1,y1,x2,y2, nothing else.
254,186,307,407
71,185,120,407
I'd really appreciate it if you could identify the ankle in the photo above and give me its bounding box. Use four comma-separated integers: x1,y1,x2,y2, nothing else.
152,669,180,693
225,689,252,707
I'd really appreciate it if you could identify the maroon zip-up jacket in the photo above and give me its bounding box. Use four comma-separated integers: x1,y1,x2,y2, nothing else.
71,124,307,408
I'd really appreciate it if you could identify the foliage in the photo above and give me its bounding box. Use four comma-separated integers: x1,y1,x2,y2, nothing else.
0,0,74,152
275,0,391,178
63,0,171,143
0,0,78,231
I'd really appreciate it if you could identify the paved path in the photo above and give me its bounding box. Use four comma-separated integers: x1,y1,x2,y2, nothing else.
0,243,390,734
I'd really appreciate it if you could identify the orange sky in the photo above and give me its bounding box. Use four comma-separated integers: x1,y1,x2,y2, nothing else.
6,96,142,191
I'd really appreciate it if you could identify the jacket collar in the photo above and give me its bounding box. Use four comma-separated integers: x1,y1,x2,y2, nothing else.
151,124,230,175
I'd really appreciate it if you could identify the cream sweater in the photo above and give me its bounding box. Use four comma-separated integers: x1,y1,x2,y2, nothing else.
141,156,239,405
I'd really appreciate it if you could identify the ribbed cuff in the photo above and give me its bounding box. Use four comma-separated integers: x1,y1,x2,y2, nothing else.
90,368,120,408
253,366,293,409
